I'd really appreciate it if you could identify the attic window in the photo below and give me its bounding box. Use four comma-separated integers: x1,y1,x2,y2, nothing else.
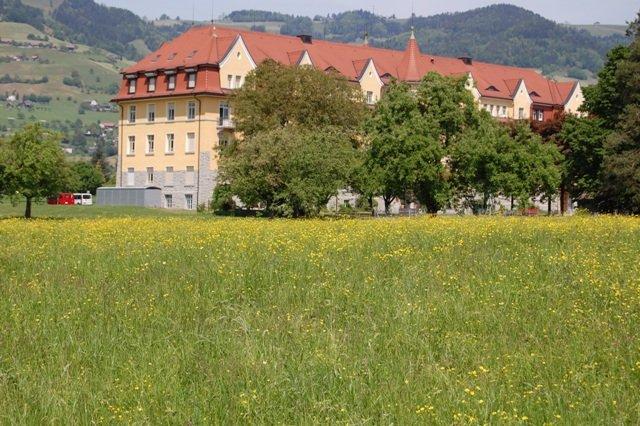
237,51,241,59
168,53,177,60
187,72,196,89
151,54,161,63
530,91,540,97
187,50,198,59
486,85,499,92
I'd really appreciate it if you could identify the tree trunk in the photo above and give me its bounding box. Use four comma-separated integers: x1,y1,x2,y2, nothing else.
25,197,32,219
383,196,392,215
560,186,570,215
510,196,514,211
548,196,552,215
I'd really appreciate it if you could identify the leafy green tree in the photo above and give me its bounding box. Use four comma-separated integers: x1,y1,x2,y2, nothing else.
416,72,481,146
0,124,68,218
582,45,630,128
595,13,640,213
68,162,105,194
506,122,562,206
450,116,506,210
599,106,640,213
364,81,447,213
220,61,366,217
92,138,110,178
232,60,366,138
451,119,561,211
219,126,359,217
558,116,610,199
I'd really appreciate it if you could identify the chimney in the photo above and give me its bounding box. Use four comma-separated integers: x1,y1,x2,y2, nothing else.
297,34,313,44
459,56,473,66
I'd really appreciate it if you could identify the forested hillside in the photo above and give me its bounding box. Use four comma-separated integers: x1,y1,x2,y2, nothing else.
51,0,190,60
0,0,46,30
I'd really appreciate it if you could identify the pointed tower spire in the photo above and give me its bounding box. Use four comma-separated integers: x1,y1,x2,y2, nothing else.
398,27,422,82
363,31,370,46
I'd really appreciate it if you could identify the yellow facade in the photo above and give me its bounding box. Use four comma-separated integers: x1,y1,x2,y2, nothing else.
564,83,585,116
118,96,226,172
359,60,384,105
220,37,256,90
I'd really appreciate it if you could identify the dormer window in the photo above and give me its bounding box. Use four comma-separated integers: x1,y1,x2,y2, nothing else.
148,76,156,92
167,74,176,90
187,72,196,89
128,78,136,94
366,91,374,105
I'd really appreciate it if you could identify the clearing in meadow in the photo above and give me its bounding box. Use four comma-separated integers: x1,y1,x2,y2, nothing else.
0,215,639,423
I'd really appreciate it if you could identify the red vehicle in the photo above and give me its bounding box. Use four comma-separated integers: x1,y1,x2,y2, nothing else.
47,193,75,205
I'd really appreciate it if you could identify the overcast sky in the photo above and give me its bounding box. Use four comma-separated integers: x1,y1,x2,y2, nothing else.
98,0,637,25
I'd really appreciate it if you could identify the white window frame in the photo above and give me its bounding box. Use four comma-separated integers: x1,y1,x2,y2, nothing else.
127,135,135,155
146,134,155,154
128,78,136,94
185,166,195,187
185,132,196,154
167,74,176,90
518,107,525,119
219,102,230,125
128,105,136,123
185,194,194,210
147,104,156,122
167,102,175,121
165,194,173,208
165,133,175,154
165,166,174,187
127,167,136,186
187,101,196,120
235,75,242,88
366,91,374,105
187,73,196,89
147,167,154,184
227,75,233,88
148,76,156,92
126,167,135,186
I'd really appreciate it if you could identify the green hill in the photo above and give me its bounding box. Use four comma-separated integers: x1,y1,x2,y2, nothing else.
0,20,131,158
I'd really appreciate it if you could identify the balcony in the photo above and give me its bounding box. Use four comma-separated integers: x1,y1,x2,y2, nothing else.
218,118,235,129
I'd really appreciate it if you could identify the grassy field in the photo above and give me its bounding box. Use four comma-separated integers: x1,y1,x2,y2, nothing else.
0,202,194,219
567,24,628,37
0,213,639,423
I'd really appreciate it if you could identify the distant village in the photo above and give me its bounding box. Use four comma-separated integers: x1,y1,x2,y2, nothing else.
0,36,78,52
2,94,116,113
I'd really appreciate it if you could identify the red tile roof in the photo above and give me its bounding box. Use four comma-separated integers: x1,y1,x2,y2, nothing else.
117,25,578,107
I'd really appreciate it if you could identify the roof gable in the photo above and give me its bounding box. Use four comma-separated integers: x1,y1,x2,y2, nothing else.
219,35,257,69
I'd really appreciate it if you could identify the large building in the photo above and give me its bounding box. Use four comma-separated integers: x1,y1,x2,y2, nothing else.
113,25,584,210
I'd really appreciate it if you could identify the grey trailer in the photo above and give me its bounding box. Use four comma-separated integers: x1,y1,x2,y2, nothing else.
96,187,162,208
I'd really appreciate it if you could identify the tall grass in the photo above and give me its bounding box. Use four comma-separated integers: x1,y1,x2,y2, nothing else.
1,216,639,423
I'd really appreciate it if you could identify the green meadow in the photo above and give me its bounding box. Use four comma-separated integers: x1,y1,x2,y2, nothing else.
0,213,639,423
